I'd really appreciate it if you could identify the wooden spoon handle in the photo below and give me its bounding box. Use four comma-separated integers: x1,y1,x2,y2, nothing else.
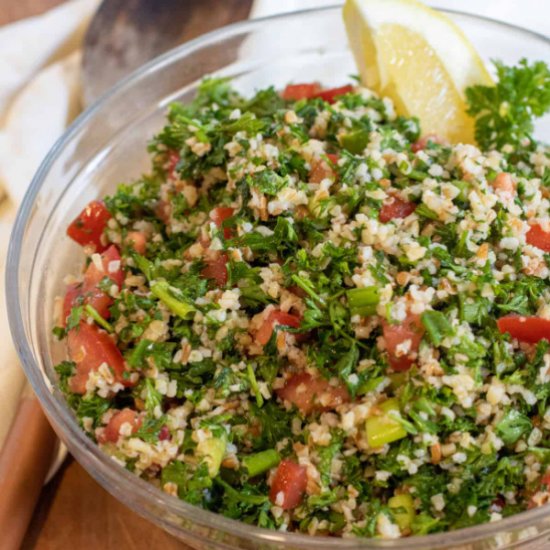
0,385,57,550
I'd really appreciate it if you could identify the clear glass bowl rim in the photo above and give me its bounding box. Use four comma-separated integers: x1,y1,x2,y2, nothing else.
6,4,550,548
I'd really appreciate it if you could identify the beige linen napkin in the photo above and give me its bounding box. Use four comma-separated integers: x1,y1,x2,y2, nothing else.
0,0,98,450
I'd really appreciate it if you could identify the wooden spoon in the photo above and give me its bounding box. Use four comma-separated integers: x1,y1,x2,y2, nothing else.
82,0,253,106
0,385,57,550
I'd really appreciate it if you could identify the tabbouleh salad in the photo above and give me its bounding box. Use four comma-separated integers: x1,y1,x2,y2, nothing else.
55,59,550,539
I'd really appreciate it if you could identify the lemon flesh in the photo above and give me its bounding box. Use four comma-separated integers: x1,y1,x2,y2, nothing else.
343,0,493,144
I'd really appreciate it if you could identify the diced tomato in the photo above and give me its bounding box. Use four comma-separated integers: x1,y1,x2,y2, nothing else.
497,315,550,344
158,425,171,441
155,199,172,224
166,150,180,180
210,207,235,239
379,195,416,223
62,283,82,327
67,322,132,394
310,157,337,184
84,245,123,287
281,83,322,101
492,172,515,196
276,372,350,415
82,245,123,319
255,309,302,346
67,200,111,252
326,153,339,165
269,460,307,510
526,223,550,253
201,252,228,287
281,83,353,104
100,408,141,443
382,314,425,372
125,231,147,255
62,245,123,325
411,134,446,153
315,85,354,104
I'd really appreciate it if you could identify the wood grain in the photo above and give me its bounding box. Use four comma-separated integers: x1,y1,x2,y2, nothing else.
23,460,186,550
0,0,249,548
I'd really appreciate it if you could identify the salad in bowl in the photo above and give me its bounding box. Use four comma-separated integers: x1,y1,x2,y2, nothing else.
48,0,550,542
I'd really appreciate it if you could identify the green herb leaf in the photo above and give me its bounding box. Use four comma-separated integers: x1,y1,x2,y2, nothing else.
421,310,454,346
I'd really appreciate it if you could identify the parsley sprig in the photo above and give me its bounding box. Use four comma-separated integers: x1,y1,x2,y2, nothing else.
466,58,550,150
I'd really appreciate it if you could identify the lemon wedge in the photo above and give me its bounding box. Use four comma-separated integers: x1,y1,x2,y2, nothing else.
343,0,493,144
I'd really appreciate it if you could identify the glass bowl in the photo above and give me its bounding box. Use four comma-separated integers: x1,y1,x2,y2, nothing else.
7,5,550,549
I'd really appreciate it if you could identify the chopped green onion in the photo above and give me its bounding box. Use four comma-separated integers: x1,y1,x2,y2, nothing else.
291,274,326,306
246,363,264,407
415,203,439,220
340,129,370,154
196,436,226,477
407,169,429,181
128,339,153,368
242,449,280,477
421,310,454,346
450,179,470,201
346,286,380,316
84,304,113,332
150,280,195,319
388,493,415,531
132,253,155,280
366,398,407,447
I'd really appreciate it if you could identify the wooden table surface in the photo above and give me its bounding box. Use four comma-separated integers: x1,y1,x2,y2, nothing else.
0,1,251,548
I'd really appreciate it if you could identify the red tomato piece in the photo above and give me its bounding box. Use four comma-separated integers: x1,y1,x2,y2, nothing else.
201,252,228,287
309,158,337,184
155,199,172,224
67,322,132,394
125,231,147,255
276,372,350,415
379,195,416,223
166,150,180,180
255,309,302,346
62,245,123,325
62,283,82,327
382,314,425,372
281,83,322,101
411,134,446,153
269,459,307,510
82,245,124,319
315,85,354,103
84,245,124,288
497,315,550,344
67,200,111,252
326,153,339,165
526,223,550,253
492,172,515,196
158,425,171,441
100,408,142,443
210,207,235,239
